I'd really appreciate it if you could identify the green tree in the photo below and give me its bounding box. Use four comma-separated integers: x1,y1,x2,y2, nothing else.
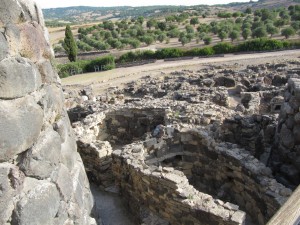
203,36,212,45
199,32,207,40
64,25,77,62
142,35,155,45
232,12,241,18
137,16,144,25
242,28,251,40
186,25,194,33
157,22,167,31
157,33,167,43
197,23,210,33
291,21,300,31
190,17,199,26
266,24,279,37
129,39,141,48
229,30,240,42
245,7,252,14
146,19,157,29
179,36,188,46
218,30,228,41
281,27,296,39
252,26,268,38
165,15,176,22
261,9,276,21
168,28,180,38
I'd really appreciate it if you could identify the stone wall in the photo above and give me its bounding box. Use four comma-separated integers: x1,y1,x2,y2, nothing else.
181,130,289,225
112,147,246,225
105,108,166,145
220,114,277,163
0,1,94,224
73,108,167,188
112,127,291,225
271,78,300,187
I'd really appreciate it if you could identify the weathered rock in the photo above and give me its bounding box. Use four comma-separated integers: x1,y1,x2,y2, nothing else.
51,164,73,202
294,112,300,124
13,178,60,225
0,57,41,99
18,22,52,61
20,127,61,179
0,96,43,162
0,0,24,25
37,60,58,84
38,84,64,124
0,163,24,224
0,32,9,61
272,75,287,87
0,1,94,224
18,0,45,25
280,124,294,149
214,76,236,88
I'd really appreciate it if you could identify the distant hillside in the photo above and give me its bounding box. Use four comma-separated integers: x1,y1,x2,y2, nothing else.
43,0,300,26
43,5,208,25
230,0,298,11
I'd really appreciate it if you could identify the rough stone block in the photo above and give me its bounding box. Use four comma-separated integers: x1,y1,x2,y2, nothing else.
280,124,294,149
18,0,45,25
0,163,24,224
20,127,61,179
18,22,52,61
0,32,8,61
38,84,64,124
14,178,60,225
0,57,41,99
52,164,73,202
0,96,43,162
70,160,94,219
37,60,58,84
288,78,300,98
0,0,24,25
230,211,246,224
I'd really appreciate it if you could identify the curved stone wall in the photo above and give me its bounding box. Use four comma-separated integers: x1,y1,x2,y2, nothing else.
0,1,94,224
111,125,291,225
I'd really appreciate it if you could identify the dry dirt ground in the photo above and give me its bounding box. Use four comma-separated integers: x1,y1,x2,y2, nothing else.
62,49,300,95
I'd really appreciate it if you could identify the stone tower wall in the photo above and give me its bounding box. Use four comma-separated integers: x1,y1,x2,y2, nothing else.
0,1,94,224
272,78,300,187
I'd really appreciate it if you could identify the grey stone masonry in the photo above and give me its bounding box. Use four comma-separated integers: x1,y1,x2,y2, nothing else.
112,126,291,225
0,1,95,224
271,78,300,187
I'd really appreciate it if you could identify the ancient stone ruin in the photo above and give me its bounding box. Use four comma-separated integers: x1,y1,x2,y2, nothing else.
1,0,300,225
0,0,94,224
67,60,300,224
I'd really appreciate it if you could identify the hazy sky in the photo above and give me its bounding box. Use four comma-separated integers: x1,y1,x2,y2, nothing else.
35,0,252,9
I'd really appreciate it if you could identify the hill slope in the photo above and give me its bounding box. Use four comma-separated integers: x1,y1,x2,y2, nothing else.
42,0,300,24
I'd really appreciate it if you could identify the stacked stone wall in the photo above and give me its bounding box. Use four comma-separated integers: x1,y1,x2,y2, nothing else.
105,108,166,145
112,148,246,225
271,78,300,187
0,1,94,224
181,130,288,225
220,114,277,161
111,127,291,225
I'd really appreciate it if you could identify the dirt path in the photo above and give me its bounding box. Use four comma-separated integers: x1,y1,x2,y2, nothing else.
91,184,135,225
62,49,300,94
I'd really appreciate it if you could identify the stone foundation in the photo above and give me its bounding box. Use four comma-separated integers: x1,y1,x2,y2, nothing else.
113,149,246,225
111,125,290,225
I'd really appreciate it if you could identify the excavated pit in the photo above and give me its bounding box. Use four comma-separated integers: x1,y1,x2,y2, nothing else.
74,107,291,225
67,62,300,225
